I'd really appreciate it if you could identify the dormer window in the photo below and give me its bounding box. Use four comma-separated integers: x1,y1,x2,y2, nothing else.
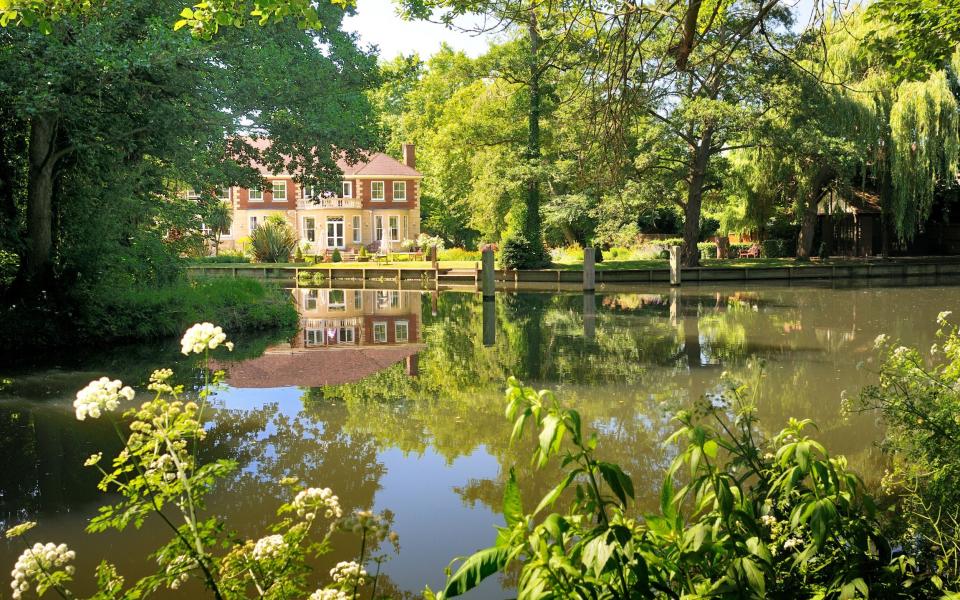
342,181,353,198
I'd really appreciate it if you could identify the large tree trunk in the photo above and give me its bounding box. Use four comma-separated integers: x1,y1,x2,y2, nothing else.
681,126,714,267
522,11,548,266
22,115,58,284
796,165,835,259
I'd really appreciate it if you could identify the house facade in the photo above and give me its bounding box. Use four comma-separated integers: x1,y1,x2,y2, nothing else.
214,141,422,255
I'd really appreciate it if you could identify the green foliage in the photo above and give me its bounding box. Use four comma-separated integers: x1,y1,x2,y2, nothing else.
761,239,794,258
500,235,550,270
251,219,298,263
294,245,305,263
697,241,718,260
437,377,932,599
331,248,342,263
189,253,250,264
437,248,481,262
857,313,960,584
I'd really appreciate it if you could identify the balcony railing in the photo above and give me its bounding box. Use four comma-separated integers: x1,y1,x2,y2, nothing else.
297,197,362,209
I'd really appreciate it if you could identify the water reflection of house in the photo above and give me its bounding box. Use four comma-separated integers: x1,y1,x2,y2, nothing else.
217,289,423,388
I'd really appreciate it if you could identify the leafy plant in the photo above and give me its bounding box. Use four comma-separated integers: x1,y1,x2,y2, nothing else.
435,375,931,598
250,218,297,263
500,235,549,270
331,248,342,263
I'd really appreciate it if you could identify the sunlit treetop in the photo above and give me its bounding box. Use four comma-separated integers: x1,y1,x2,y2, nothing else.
0,0,349,36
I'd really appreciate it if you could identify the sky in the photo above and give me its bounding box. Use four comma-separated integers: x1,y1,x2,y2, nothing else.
342,0,493,60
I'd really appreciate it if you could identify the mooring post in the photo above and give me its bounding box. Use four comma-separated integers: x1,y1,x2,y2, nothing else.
669,246,682,286
583,291,596,341
583,247,596,292
482,249,495,298
482,297,496,347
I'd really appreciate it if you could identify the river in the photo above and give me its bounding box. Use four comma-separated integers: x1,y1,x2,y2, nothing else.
2,281,957,598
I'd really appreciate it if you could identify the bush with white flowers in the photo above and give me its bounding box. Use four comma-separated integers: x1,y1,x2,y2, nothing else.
6,323,399,600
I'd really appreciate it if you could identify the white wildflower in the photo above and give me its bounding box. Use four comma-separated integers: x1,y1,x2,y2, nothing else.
309,589,349,600
10,543,75,600
74,377,134,421
251,534,286,561
873,333,889,348
938,311,953,325
329,561,367,587
84,452,103,467
293,487,342,521
783,537,803,550
180,322,229,355
760,515,777,527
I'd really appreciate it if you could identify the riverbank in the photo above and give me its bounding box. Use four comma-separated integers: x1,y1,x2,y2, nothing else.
187,255,960,287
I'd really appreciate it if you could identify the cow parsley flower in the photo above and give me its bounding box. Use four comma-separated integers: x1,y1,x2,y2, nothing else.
251,534,286,561
4,522,36,539
329,561,366,586
309,590,349,600
293,487,342,521
74,377,135,421
938,310,953,325
10,543,75,600
180,322,231,355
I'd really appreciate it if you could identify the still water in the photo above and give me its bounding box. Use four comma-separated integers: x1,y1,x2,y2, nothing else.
2,282,958,597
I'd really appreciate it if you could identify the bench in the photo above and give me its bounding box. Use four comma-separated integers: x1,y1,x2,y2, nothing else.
738,244,761,259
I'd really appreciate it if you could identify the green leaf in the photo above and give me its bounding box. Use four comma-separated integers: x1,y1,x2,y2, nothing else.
535,469,579,515
582,534,615,576
740,557,766,595
660,475,676,518
442,546,510,598
703,439,719,459
179,7,194,18
538,414,560,459
503,468,523,527
598,461,634,506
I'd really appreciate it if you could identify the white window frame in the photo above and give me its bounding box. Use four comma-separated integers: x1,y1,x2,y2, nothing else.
353,290,363,309
371,181,385,202
302,185,316,200
338,325,355,344
393,181,406,202
342,181,353,198
395,320,409,343
305,329,323,346
249,188,263,202
373,321,388,343
272,181,287,201
187,188,201,200
303,217,316,243
388,216,400,242
374,215,384,243
218,187,231,202
352,215,361,244
249,216,259,231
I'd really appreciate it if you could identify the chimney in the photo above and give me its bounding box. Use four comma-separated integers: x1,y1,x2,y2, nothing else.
402,143,416,169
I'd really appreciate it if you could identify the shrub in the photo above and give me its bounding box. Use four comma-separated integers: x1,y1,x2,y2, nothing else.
593,247,603,263
697,241,718,260
500,235,550,269
0,249,18,289
331,248,342,263
438,248,481,262
294,245,305,263
358,246,368,258
700,216,720,239
728,242,754,258
250,218,297,263
761,238,793,258
436,377,933,599
187,253,250,264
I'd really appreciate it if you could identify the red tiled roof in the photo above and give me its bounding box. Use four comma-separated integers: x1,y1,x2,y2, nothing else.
213,345,424,388
239,137,421,178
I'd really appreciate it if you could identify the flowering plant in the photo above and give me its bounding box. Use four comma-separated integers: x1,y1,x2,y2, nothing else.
6,324,397,599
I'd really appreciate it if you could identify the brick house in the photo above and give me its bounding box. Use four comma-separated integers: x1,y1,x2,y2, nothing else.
214,139,422,255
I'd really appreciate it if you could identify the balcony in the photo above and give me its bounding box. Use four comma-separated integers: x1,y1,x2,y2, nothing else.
297,197,362,210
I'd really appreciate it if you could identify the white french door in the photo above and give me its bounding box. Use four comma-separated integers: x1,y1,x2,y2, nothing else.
326,217,344,248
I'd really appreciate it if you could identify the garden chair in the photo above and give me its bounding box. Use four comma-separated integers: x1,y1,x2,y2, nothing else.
738,244,761,258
